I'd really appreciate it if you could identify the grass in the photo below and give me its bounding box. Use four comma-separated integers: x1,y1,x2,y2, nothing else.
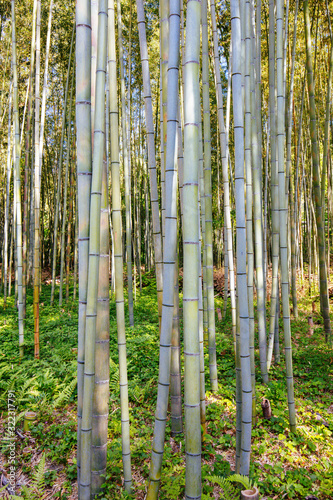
0,269,332,499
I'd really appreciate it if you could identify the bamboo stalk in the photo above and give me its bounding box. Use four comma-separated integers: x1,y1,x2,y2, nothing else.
231,0,252,476
136,0,163,328
4,83,12,309
117,0,134,326
108,0,132,490
277,0,296,431
11,0,24,358
59,63,74,306
146,0,182,492
183,0,202,495
79,1,107,497
202,0,218,392
304,0,331,342
50,25,75,305
33,0,41,359
76,0,92,485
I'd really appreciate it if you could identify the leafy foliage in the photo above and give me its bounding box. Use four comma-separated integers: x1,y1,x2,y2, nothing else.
207,473,253,499
0,276,333,498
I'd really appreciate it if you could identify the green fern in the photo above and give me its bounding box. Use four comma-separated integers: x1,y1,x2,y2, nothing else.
228,474,253,490
208,473,254,500
109,359,120,394
53,378,77,409
18,453,46,500
31,453,46,492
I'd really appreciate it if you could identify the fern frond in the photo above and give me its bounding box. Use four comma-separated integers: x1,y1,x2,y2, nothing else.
109,358,118,371
7,493,24,500
128,384,144,402
208,475,240,499
15,410,27,426
53,378,77,409
31,453,46,493
109,368,120,394
16,376,37,402
208,473,254,500
20,484,35,500
227,473,253,490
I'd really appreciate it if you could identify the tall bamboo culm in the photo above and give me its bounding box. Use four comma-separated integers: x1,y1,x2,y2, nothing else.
244,0,256,413
59,64,74,306
11,0,24,357
79,1,107,498
76,0,92,486
108,0,132,491
146,0,182,493
303,0,331,342
117,0,134,327
201,0,218,392
167,0,183,437
210,0,237,341
33,0,41,359
277,0,296,432
22,0,37,299
231,0,252,476
183,0,202,496
4,83,12,310
136,0,163,327
267,0,279,370
50,26,75,306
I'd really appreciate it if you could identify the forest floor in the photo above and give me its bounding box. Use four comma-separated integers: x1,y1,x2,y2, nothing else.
0,268,332,499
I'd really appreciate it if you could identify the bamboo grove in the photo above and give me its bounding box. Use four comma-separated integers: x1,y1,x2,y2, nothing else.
0,0,332,497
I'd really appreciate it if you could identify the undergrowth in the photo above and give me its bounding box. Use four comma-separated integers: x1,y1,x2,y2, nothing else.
0,271,332,499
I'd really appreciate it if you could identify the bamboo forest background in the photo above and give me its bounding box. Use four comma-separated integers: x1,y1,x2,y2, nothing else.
0,0,333,499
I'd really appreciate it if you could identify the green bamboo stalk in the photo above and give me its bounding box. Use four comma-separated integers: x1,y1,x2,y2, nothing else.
146,0,182,493
274,278,280,364
33,0,41,360
79,2,107,498
59,63,74,306
8,217,14,298
183,0,202,495
91,158,110,496
4,83,12,309
91,0,98,133
323,0,333,209
50,25,75,306
168,0,183,438
250,0,268,385
66,147,75,302
244,0,256,411
320,1,333,279
171,255,183,436
267,0,279,371
39,0,53,180
76,0,92,485
277,0,296,432
11,0,24,358
19,77,29,315
23,0,37,310
198,124,207,434
37,0,53,304
287,0,299,319
160,0,169,249
73,186,78,302
117,0,134,327
210,0,236,341
304,0,331,342
202,0,218,392
108,0,132,491
136,0,164,328
231,0,252,476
